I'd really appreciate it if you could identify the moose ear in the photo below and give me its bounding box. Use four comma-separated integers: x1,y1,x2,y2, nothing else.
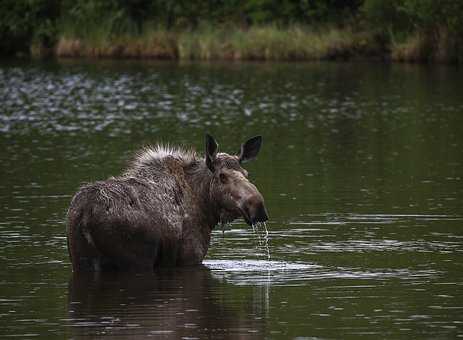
205,134,219,172
239,136,262,163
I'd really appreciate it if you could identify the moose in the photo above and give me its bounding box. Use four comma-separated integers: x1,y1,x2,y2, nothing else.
67,134,268,272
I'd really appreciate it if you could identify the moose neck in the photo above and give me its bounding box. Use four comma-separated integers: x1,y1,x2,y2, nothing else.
185,160,220,229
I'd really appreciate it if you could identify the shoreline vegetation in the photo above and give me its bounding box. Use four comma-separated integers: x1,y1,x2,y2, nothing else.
50,25,460,63
52,26,377,61
2,1,462,63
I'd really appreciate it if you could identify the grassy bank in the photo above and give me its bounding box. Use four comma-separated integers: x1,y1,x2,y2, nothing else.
3,1,463,63
51,25,381,61
41,23,462,63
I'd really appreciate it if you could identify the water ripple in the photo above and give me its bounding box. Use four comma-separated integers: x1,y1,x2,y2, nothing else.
204,259,439,286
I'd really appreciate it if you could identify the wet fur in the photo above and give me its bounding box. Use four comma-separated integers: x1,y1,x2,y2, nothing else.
67,145,220,272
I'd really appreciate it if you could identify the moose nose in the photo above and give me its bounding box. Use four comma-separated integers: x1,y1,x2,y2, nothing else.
242,196,269,225
254,202,269,223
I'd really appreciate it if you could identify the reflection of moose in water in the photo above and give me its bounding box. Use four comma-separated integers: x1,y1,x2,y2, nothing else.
68,266,266,338
67,135,268,272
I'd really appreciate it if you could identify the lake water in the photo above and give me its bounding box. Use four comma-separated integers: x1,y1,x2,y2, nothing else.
1,60,462,339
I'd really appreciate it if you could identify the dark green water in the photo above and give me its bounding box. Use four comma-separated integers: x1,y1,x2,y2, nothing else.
1,60,462,339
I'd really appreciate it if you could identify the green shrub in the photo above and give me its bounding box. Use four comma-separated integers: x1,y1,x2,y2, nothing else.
0,0,60,55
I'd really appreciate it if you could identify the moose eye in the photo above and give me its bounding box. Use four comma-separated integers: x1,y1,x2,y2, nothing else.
219,173,228,184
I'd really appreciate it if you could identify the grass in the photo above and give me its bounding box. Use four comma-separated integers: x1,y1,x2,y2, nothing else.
56,29,178,58
176,26,356,60
46,21,461,63
390,31,431,62
56,14,178,58
390,26,462,64
52,23,373,61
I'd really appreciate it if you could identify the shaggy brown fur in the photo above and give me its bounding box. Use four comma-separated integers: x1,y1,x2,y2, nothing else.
67,135,268,272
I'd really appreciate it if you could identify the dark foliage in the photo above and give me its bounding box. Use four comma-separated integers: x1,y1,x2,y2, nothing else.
1,0,462,60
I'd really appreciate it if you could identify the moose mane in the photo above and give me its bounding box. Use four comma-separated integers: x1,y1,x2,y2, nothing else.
124,144,217,220
125,144,200,177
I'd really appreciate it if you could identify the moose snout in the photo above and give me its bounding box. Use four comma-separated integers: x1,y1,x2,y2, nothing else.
241,194,269,226
253,202,269,223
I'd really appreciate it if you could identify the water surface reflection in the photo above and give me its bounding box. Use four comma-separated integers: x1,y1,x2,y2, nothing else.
68,266,266,338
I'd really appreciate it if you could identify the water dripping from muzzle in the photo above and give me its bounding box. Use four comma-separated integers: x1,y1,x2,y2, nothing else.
251,222,270,260
261,222,270,260
221,222,232,236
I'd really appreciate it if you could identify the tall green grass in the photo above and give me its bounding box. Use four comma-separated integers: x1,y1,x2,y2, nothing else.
54,23,371,61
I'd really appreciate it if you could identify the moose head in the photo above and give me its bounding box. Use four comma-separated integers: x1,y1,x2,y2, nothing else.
206,134,268,226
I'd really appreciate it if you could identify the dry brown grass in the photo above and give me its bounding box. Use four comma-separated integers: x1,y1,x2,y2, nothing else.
55,30,178,59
